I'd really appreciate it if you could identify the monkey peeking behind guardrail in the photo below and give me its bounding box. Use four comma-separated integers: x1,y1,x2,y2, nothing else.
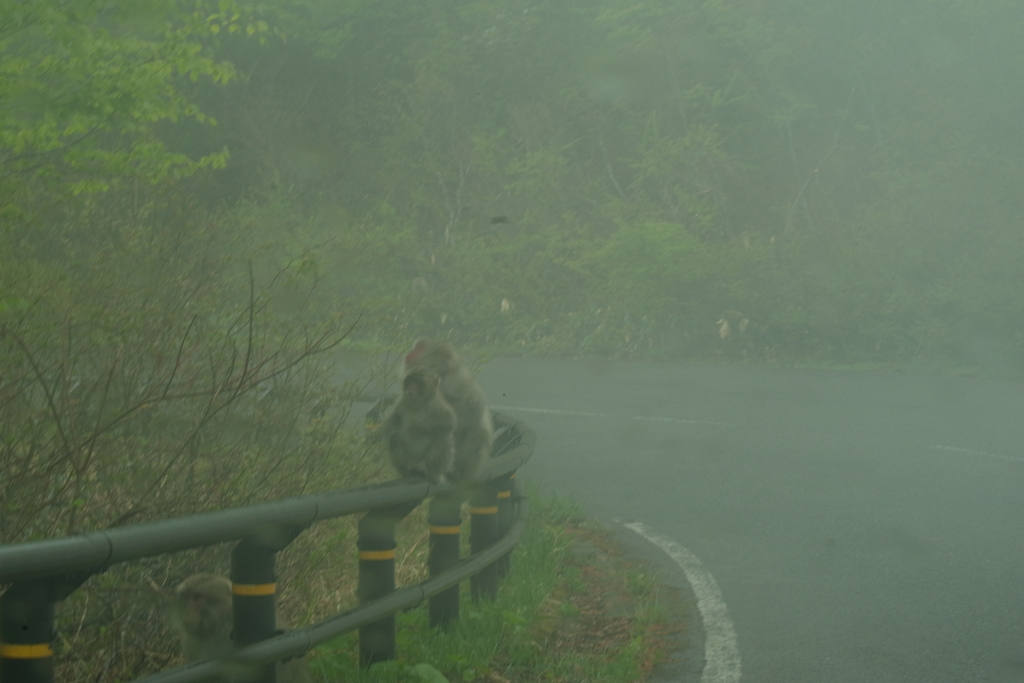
172,574,311,683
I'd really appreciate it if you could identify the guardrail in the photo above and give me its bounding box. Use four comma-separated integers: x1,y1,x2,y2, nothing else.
0,413,535,683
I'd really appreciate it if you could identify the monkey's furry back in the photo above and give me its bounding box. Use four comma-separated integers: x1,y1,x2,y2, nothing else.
404,340,493,481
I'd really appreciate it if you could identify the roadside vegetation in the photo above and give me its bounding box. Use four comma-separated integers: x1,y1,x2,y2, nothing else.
314,497,678,683
6,0,1021,378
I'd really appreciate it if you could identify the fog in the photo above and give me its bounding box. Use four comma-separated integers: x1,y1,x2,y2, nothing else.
1,0,1022,681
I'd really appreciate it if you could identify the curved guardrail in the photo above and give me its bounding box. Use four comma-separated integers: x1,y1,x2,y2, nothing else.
0,413,534,683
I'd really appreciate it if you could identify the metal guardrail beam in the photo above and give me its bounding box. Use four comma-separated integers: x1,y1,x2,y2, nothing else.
0,415,532,585
133,492,529,683
0,413,534,683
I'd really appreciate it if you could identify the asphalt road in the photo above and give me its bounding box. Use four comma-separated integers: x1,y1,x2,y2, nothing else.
475,358,1024,683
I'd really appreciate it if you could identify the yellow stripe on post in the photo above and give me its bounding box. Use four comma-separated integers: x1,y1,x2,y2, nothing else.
497,490,511,499
231,583,276,597
429,525,461,535
0,644,53,659
470,506,498,514
359,549,396,561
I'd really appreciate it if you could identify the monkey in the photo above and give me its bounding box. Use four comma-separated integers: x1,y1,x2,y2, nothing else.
173,574,232,662
378,367,456,483
403,339,493,482
172,574,311,683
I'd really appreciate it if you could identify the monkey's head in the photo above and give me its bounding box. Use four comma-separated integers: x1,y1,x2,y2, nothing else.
403,368,439,405
173,574,232,638
405,339,459,375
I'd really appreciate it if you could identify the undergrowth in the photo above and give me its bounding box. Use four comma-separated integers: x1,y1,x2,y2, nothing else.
312,496,674,683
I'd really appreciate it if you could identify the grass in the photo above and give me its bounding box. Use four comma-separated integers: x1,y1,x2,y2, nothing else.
309,495,677,683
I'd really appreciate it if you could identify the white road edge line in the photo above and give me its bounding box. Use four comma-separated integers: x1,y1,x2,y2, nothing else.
623,522,742,683
929,444,1024,463
491,405,736,427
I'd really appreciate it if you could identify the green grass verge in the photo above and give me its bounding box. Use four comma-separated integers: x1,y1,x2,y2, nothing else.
310,496,664,683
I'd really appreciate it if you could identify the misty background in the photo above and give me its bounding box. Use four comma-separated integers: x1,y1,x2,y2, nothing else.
6,0,1022,368
1,0,1022,679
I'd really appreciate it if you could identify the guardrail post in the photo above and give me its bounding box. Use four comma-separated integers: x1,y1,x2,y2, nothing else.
470,481,500,600
0,580,55,683
231,539,279,683
494,473,515,579
358,504,414,666
428,492,463,628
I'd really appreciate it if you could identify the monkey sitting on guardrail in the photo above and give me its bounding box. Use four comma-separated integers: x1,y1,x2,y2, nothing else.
403,339,493,482
378,367,456,484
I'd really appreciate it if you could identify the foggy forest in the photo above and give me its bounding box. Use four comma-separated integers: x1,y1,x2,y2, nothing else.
1,0,1022,681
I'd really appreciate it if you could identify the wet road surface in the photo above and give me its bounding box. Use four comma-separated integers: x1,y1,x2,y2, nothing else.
476,359,1024,683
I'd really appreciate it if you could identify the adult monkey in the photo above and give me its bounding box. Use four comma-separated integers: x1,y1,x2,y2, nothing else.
404,339,493,482
378,367,456,483
171,574,311,683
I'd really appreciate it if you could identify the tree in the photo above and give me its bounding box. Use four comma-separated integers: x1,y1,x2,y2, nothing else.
0,0,269,204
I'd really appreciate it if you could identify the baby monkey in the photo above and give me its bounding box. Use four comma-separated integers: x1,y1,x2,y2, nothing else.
379,367,456,483
171,573,310,682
